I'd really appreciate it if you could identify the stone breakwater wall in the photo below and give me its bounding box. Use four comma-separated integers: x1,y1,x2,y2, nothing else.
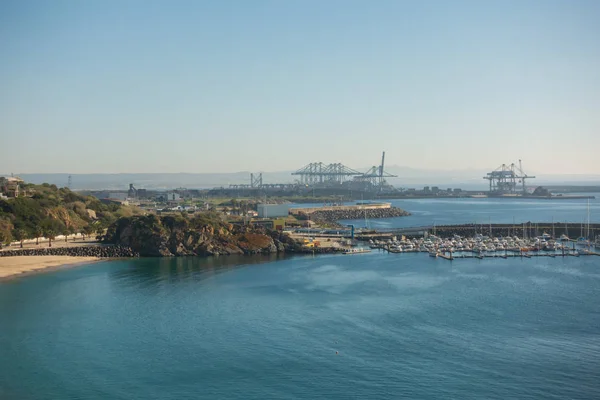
308,207,410,226
0,246,139,258
291,203,393,215
0,245,340,258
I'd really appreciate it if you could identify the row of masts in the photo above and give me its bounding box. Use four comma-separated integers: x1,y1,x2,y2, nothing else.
431,200,594,244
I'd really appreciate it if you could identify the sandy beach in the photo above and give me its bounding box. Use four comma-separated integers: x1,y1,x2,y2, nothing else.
0,256,102,280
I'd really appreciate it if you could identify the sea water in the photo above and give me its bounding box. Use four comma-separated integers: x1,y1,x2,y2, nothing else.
1,197,600,399
1,253,600,399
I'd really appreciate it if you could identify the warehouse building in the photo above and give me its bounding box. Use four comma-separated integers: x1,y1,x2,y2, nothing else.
257,204,290,218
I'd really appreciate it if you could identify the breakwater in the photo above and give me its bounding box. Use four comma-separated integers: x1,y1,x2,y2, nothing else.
291,203,393,214
0,246,138,258
304,207,410,226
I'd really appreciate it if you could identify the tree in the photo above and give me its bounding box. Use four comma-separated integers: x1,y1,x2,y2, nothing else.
82,224,95,240
14,228,27,248
44,229,56,248
0,218,13,245
95,225,105,239
66,225,75,242
34,226,43,245
41,219,62,248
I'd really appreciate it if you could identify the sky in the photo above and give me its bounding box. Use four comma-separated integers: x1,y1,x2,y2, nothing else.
1,0,599,175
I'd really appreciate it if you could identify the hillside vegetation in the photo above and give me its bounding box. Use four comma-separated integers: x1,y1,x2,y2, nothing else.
0,183,140,246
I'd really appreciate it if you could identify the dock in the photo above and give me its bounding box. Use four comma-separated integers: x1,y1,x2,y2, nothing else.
370,245,597,261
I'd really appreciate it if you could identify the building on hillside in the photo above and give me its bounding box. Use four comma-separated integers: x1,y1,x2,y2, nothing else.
257,204,290,218
0,176,24,197
248,218,286,230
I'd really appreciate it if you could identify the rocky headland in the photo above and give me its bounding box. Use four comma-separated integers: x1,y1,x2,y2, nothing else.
101,214,304,257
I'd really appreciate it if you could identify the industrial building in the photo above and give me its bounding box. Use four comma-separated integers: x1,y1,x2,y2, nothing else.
163,193,182,202
257,204,290,218
108,192,128,201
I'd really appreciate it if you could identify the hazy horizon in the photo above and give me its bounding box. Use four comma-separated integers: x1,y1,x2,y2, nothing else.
2,0,599,174
6,170,600,191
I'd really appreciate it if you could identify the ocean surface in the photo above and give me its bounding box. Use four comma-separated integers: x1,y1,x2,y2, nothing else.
340,194,600,229
2,198,600,399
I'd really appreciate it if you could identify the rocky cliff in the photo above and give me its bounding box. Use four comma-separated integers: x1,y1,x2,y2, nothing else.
102,214,303,257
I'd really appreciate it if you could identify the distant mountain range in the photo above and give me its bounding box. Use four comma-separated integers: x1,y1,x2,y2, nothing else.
4,169,600,191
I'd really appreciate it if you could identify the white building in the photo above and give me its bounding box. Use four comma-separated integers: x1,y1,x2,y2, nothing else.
164,193,182,202
257,204,290,218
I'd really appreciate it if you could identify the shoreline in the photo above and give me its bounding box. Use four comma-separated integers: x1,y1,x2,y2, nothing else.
0,256,106,282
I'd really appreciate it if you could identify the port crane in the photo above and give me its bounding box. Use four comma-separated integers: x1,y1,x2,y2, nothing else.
484,160,535,195
352,151,397,192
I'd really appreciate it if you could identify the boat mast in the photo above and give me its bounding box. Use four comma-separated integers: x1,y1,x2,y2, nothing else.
587,199,591,250
587,199,590,239
361,194,368,230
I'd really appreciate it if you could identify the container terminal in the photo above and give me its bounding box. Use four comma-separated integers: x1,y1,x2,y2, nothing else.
63,153,596,204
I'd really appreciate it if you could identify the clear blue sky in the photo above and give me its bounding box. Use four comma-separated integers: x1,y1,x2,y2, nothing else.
1,0,599,174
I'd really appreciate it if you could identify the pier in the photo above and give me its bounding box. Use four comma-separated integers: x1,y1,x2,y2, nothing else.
290,222,600,241
372,246,599,260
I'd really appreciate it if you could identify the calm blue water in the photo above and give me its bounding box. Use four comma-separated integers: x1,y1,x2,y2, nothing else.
341,194,600,229
2,199,600,399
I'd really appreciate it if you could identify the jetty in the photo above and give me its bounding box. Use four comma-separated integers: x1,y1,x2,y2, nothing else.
290,203,410,226
367,232,599,261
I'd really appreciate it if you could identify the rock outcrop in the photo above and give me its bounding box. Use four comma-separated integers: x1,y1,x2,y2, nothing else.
101,214,304,257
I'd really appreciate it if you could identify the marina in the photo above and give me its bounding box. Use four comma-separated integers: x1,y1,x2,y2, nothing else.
367,233,600,260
